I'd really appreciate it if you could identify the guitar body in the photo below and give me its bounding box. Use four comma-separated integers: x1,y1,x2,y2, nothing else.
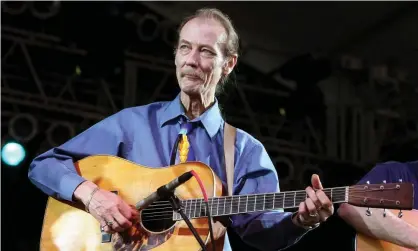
355,210,418,251
40,155,226,251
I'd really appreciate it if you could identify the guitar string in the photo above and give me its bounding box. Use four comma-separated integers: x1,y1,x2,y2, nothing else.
137,186,404,222
140,189,349,208
140,190,348,210
139,188,349,208
139,193,402,222
139,191,350,218
138,184,399,208
138,186,389,209
139,194,398,219
142,193,378,222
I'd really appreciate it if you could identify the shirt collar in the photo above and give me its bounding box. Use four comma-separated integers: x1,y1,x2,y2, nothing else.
159,93,223,138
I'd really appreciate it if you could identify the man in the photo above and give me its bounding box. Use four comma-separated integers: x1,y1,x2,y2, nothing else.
28,8,333,251
338,161,418,250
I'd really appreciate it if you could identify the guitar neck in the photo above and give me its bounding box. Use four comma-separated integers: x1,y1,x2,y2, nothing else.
173,186,348,220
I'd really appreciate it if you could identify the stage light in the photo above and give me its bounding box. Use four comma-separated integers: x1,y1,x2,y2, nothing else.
1,142,26,167
9,114,38,143
30,1,61,20
47,122,75,146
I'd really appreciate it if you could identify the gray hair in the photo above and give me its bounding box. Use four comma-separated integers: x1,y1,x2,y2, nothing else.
176,8,239,88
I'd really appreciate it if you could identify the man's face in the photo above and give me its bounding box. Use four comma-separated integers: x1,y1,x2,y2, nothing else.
175,17,235,97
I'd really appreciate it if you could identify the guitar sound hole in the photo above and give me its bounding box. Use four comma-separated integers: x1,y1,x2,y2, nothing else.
141,199,176,232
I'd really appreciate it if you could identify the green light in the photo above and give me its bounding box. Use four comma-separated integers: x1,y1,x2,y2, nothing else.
1,142,26,166
75,65,82,75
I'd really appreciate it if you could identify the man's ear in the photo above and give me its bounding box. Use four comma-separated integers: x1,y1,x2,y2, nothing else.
223,54,238,75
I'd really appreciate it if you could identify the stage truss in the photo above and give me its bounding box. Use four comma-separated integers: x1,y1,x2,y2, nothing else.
2,3,417,188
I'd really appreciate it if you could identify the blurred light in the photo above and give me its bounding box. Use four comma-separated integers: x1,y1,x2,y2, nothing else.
75,65,82,75
1,142,26,167
279,108,286,116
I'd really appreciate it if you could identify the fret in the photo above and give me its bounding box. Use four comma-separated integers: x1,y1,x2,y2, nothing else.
185,200,189,218
238,196,241,213
222,197,226,215
199,200,202,218
232,196,239,214
216,197,219,215
265,194,274,209
286,191,296,208
194,199,197,218
273,193,275,209
210,198,214,215
263,194,265,210
189,200,196,218
293,192,296,207
230,196,233,214
253,195,257,211
282,192,285,208
239,195,246,213
246,195,248,212
202,200,206,217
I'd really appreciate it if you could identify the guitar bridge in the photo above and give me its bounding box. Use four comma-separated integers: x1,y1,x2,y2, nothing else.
101,190,118,243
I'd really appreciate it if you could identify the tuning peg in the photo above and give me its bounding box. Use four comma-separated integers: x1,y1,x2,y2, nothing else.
366,208,372,216
383,208,386,217
398,210,403,218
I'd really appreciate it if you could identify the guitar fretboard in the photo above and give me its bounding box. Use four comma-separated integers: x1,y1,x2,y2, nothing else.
173,186,348,220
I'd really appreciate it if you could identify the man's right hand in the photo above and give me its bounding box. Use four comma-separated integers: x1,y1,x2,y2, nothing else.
73,181,139,233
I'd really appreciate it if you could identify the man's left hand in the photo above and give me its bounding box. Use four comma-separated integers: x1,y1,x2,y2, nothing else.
293,174,334,228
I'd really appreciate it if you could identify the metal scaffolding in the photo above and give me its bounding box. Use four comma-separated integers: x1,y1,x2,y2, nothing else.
4,4,416,188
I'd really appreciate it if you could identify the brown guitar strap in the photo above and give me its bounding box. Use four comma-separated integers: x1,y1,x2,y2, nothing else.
223,122,236,196
205,122,237,251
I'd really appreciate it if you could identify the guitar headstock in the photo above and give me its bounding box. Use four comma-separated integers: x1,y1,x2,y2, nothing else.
347,180,414,213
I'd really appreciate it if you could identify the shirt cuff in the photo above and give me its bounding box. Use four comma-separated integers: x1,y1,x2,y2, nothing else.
59,171,86,202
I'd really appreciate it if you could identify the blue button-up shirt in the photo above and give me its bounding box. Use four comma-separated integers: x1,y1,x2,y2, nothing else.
28,94,308,251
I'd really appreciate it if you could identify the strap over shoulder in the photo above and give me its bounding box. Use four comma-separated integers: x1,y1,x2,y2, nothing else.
223,122,237,196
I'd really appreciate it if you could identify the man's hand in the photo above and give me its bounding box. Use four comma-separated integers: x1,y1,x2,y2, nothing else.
73,181,139,233
293,174,334,228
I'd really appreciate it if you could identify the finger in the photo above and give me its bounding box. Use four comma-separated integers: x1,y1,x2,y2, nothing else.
298,201,307,218
306,187,321,209
305,198,318,217
318,209,329,222
316,190,332,210
297,202,309,224
99,219,114,234
311,174,323,190
118,201,138,221
129,205,140,220
104,214,123,232
113,210,133,229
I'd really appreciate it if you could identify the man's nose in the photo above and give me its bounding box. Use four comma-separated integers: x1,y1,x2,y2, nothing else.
185,50,199,67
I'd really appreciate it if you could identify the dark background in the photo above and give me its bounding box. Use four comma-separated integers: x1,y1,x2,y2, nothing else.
2,2,417,251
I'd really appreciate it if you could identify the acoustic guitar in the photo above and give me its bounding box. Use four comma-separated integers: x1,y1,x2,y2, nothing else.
356,209,418,251
39,155,414,251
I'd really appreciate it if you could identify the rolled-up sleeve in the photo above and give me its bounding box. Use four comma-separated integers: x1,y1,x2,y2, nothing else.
28,111,127,202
